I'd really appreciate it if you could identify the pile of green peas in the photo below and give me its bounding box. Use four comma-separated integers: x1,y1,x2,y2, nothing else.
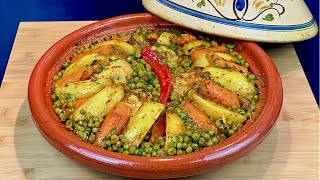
98,118,237,157
125,55,161,102
100,129,167,157
52,91,103,143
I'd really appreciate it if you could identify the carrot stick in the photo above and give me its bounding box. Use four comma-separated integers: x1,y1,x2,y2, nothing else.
71,45,113,64
73,96,91,110
190,46,227,62
206,54,248,75
54,67,85,86
181,100,218,133
149,114,166,144
94,101,131,145
174,34,197,46
196,78,241,108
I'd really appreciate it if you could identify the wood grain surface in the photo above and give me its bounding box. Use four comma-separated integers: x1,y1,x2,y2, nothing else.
0,22,318,180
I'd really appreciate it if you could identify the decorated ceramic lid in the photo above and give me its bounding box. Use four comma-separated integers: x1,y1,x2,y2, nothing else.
142,0,318,42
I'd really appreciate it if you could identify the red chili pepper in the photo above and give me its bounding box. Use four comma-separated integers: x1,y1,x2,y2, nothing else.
142,47,172,104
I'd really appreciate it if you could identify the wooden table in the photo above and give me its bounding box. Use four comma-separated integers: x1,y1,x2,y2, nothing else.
0,22,319,179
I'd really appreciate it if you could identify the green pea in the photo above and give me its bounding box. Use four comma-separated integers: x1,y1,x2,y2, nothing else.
157,150,165,156
212,137,219,144
192,143,199,150
131,72,137,77
134,77,139,83
130,83,136,89
116,141,122,147
79,131,87,140
153,144,160,151
123,144,129,150
88,122,94,128
111,135,119,143
151,151,157,157
68,108,74,114
59,113,66,122
53,75,61,81
186,146,193,153
147,85,154,91
80,109,86,114
65,120,72,130
88,134,95,143
177,149,184,155
226,44,235,49
73,118,79,122
155,84,160,90
123,150,129,155
92,127,98,133
167,148,177,156
82,122,87,127
145,147,153,154
51,94,58,101
94,122,101,127
138,71,145,77
227,129,235,137
127,56,133,63
129,147,136,154
54,107,61,114
248,74,256,80
176,142,183,149
191,133,200,141
136,83,144,89
203,133,211,141
135,148,144,156
67,101,73,108
182,143,188,149
144,142,151,148
208,129,215,136
112,145,118,151
207,140,213,146
198,138,205,145
62,61,69,68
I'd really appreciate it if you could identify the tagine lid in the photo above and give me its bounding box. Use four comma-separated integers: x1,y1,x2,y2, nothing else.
142,0,318,43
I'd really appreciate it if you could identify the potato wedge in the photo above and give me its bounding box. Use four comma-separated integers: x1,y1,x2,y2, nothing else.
193,54,211,67
95,59,132,85
164,112,186,151
63,53,107,77
155,46,178,68
189,90,247,124
55,80,105,99
122,102,165,147
73,86,125,120
212,52,237,62
183,40,211,55
203,67,255,97
98,40,135,55
157,32,178,46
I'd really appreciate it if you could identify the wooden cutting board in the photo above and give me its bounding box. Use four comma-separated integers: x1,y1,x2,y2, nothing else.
0,21,318,179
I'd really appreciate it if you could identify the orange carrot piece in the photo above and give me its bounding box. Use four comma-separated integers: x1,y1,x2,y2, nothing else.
190,46,227,62
181,100,218,133
73,96,91,110
71,45,113,64
80,66,94,81
54,68,85,86
94,101,131,145
174,34,197,45
196,78,241,108
149,114,166,144
206,54,248,75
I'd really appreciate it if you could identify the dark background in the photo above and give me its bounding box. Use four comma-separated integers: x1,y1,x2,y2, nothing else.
0,0,318,105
